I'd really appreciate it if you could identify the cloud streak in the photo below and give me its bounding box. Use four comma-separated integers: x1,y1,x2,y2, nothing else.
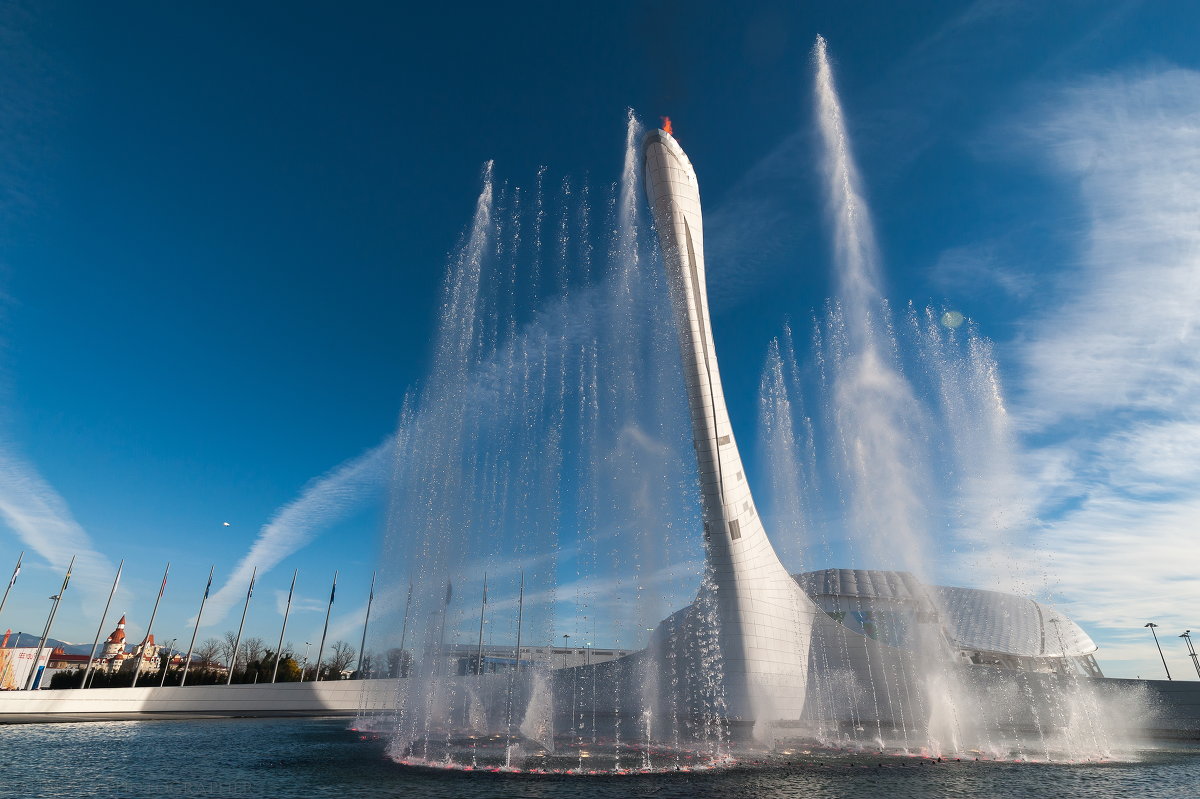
0,447,118,609
200,436,394,626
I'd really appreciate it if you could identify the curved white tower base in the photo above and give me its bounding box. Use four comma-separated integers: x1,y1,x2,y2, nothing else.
643,129,819,730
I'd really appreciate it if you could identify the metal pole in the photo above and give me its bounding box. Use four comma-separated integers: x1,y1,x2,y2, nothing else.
25,555,74,690
272,569,298,683
504,570,524,760
300,641,311,682
1145,622,1171,680
474,572,487,676
356,570,375,678
81,560,123,688
180,565,214,687
226,566,256,685
158,637,177,687
1181,631,1200,679
131,562,170,688
0,551,23,622
314,570,337,681
396,580,412,678
514,570,524,674
437,580,451,676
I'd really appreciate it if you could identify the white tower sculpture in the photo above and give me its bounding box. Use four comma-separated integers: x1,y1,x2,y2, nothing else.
644,126,818,729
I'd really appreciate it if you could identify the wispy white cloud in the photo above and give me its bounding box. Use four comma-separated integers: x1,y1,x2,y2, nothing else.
200,436,394,626
0,447,118,608
927,241,1037,301
1010,67,1200,677
272,588,326,617
1018,68,1200,425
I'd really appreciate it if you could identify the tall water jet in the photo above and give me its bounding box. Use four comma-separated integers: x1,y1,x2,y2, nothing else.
368,114,742,772
813,35,932,574
909,307,1035,591
812,35,966,753
756,337,812,572
361,77,1137,769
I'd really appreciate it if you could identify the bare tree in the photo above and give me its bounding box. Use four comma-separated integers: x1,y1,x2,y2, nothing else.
243,636,266,665
326,641,356,679
219,631,240,670
196,638,222,670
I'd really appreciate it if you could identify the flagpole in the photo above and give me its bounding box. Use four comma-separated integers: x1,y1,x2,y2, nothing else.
81,560,123,688
396,579,412,678
505,569,523,756
0,551,23,622
355,570,375,678
179,565,214,687
514,569,524,674
131,562,170,688
226,566,256,685
474,572,487,676
271,569,297,683
314,570,337,681
438,580,452,676
25,554,75,690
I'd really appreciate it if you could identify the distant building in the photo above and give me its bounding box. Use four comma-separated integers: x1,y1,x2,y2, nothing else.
443,644,634,676
0,630,52,689
47,648,90,670
88,614,168,676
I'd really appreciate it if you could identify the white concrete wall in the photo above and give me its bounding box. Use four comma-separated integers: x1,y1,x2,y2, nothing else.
0,678,396,721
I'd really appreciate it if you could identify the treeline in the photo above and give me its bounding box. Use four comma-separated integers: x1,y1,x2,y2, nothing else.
45,633,378,689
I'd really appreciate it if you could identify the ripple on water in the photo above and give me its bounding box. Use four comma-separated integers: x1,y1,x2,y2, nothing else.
0,719,1196,799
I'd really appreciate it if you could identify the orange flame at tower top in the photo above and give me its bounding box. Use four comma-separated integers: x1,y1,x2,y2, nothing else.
661,116,673,136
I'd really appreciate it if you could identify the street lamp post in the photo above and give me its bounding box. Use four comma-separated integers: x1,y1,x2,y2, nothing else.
1181,631,1200,679
25,555,74,690
300,642,312,683
562,634,570,667
1145,622,1172,680
159,638,178,687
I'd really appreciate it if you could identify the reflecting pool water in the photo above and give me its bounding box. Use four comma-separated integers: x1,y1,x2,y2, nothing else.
2,718,1196,799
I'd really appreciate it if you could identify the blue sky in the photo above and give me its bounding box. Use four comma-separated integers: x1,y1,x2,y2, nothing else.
1,1,1198,679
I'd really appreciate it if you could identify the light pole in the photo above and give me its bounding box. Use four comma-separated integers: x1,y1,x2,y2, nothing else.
562,634,570,666
158,638,178,687
1181,631,1200,679
1145,622,1171,680
300,641,312,683
25,555,74,690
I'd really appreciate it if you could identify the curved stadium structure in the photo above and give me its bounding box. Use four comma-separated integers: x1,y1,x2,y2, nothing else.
796,569,1103,678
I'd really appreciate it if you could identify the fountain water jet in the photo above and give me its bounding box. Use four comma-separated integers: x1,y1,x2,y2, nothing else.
361,40,1145,773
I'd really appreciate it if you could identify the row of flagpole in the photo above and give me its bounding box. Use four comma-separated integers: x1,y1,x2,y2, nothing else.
0,551,377,689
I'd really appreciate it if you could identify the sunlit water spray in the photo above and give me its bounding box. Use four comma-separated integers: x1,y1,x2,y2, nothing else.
362,112,734,773
351,42,1144,772
743,36,1138,761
